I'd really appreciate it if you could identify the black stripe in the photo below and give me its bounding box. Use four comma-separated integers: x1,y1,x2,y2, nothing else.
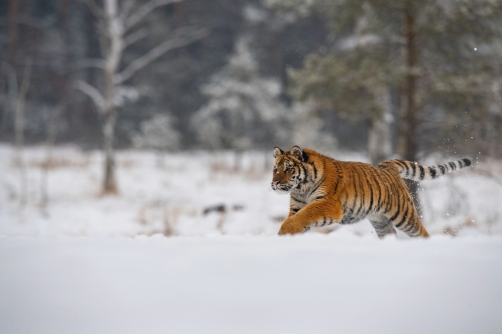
403,218,416,233
302,151,309,162
419,165,425,180
429,167,437,179
449,162,456,171
308,181,322,198
404,162,411,178
321,217,327,227
292,196,306,204
367,180,374,214
355,166,366,217
458,160,464,168
462,158,471,167
383,177,393,214
349,168,359,212
333,169,341,194
386,178,399,214
312,163,318,180
394,160,408,169
389,208,400,222
366,171,376,214
299,164,308,182
388,183,401,219
438,164,446,174
374,176,382,211
394,160,408,174
394,205,410,228
411,163,416,178
341,192,348,208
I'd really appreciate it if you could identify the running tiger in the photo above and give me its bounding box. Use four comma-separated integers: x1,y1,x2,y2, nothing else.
271,146,472,238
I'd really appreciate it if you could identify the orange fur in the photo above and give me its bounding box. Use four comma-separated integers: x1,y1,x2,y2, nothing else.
271,146,471,238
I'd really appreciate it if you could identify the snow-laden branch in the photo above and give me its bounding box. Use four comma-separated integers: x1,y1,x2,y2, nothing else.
75,80,105,111
124,0,182,31
114,27,208,84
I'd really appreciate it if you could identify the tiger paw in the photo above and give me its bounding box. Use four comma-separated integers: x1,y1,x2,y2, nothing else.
278,222,306,235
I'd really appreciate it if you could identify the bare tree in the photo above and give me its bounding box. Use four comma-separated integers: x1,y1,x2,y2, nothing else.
77,0,207,194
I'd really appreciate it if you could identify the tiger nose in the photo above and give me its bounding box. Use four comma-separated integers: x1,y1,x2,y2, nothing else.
272,181,279,185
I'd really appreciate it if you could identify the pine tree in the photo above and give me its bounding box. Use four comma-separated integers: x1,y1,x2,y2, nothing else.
192,36,289,151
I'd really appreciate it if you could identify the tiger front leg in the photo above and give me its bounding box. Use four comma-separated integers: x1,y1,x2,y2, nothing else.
278,200,343,235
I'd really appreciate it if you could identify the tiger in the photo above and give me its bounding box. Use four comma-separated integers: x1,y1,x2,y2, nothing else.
271,146,472,238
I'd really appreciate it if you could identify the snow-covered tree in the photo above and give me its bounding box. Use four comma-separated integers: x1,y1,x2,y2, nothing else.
289,102,337,154
192,36,289,152
132,113,180,166
76,0,206,194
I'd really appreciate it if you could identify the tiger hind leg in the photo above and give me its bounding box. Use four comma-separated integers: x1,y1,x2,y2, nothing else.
387,203,430,238
398,216,429,238
369,216,396,239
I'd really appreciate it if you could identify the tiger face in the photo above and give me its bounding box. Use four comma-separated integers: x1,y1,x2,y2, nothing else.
271,146,307,194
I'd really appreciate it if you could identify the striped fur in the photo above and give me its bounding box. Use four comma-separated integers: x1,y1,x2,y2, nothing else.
380,158,471,181
271,146,472,238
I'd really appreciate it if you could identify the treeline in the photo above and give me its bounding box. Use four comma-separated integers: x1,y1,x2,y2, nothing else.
1,0,501,163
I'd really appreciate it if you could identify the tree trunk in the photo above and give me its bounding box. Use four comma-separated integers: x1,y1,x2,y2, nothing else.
15,57,32,206
102,62,118,194
67,0,89,143
399,2,421,215
101,0,122,195
368,86,393,165
40,102,65,210
8,0,20,55
1,63,18,133
102,108,118,194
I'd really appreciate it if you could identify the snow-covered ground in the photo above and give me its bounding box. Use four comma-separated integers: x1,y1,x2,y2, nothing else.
1,145,501,237
1,145,502,333
1,234,502,334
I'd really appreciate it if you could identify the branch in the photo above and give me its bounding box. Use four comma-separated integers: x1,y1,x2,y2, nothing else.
114,27,208,84
75,80,105,111
124,0,182,31
124,29,148,48
119,0,137,23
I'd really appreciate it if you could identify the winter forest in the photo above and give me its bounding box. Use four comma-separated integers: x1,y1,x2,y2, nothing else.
1,1,502,333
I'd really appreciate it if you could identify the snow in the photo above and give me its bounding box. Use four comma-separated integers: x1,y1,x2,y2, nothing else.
1,145,501,238
1,234,502,334
1,145,502,333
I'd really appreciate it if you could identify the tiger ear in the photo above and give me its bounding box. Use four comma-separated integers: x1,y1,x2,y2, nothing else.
273,147,284,158
290,146,307,162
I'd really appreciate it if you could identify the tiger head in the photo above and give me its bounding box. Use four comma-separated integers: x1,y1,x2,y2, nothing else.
271,146,309,194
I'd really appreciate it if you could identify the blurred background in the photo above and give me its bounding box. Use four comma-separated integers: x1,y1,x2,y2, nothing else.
1,0,501,237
